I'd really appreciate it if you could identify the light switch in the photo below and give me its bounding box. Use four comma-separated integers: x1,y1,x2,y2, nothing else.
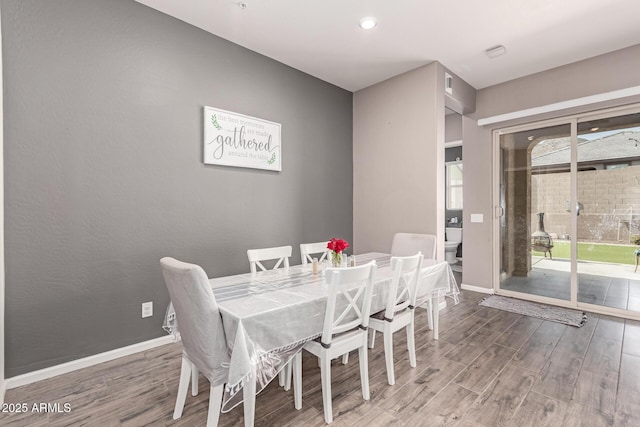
470,214,484,223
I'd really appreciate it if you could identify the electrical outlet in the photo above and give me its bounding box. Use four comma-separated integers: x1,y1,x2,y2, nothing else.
142,301,153,318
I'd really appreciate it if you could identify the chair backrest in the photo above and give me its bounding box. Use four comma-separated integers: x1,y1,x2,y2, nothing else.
247,245,292,273
320,261,377,347
391,233,436,259
160,257,229,384
300,241,330,264
384,252,424,320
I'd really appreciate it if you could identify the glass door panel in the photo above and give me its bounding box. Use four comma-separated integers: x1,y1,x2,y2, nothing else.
499,123,572,301
577,113,640,314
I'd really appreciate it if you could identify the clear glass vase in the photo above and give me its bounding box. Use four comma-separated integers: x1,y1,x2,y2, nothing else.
331,251,342,268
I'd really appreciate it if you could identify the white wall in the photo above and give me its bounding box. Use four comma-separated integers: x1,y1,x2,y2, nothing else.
475,45,640,121
445,113,463,143
465,44,640,290
461,117,492,289
353,62,445,258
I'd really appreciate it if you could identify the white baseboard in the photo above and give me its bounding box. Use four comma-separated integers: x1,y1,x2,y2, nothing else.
5,335,175,390
461,283,494,294
0,380,5,405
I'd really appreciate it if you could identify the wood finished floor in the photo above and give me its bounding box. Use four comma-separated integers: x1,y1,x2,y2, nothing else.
2,289,640,426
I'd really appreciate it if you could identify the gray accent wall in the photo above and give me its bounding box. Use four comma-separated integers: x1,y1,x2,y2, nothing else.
445,146,462,163
2,0,353,377
0,2,5,398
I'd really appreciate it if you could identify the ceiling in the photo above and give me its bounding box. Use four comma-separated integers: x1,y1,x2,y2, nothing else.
135,0,640,92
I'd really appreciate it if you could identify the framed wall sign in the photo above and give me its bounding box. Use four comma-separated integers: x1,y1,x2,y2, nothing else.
203,106,281,171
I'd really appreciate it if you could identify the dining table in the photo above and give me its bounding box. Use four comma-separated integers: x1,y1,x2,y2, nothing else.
163,252,459,412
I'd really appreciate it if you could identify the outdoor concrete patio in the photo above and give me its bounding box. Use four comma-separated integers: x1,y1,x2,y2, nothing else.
501,256,640,312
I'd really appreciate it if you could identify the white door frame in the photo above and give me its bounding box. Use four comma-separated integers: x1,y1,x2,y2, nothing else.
492,104,640,321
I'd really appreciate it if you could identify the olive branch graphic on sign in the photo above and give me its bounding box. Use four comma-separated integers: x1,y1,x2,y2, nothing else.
211,114,222,131
267,153,276,165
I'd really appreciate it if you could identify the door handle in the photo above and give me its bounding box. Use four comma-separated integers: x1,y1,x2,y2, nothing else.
566,200,583,216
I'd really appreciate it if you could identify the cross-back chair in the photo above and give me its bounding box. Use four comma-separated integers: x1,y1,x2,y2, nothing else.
368,252,423,385
247,245,292,273
300,241,330,264
293,261,377,424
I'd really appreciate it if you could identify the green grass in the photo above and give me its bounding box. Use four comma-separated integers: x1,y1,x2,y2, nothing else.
532,241,639,265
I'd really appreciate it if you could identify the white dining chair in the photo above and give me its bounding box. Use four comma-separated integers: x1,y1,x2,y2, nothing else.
301,241,350,366
292,261,377,424
246,245,294,389
247,245,292,273
390,232,436,259
390,233,441,337
160,257,255,427
300,241,330,264
368,252,423,385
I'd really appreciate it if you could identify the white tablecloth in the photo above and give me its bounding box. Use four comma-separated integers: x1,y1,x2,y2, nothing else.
163,252,458,411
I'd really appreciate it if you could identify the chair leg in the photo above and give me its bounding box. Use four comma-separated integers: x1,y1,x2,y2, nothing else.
278,368,286,387
206,384,223,427
320,355,333,424
433,301,440,341
369,329,376,349
383,326,395,385
341,353,349,364
358,339,370,400
407,316,416,368
293,352,302,410
283,361,292,391
191,364,199,396
243,367,256,427
173,357,192,420
427,299,434,331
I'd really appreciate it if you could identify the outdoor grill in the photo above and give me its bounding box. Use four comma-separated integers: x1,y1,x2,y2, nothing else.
531,212,553,259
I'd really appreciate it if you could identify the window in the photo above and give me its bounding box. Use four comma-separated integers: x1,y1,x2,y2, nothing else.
446,161,463,210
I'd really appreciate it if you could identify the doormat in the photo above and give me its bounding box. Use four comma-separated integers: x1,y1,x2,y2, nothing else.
479,295,587,327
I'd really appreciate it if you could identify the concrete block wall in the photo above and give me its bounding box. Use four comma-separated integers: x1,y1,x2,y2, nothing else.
531,165,640,243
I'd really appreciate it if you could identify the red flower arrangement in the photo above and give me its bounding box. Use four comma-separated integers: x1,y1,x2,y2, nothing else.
327,238,349,253
327,238,349,267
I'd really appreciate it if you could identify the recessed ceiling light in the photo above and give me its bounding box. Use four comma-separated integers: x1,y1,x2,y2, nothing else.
237,2,247,9
590,127,599,131
485,45,507,59
359,17,377,30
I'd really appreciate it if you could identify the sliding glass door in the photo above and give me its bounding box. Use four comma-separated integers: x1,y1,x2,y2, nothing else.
495,106,640,318
498,123,572,302
576,112,640,313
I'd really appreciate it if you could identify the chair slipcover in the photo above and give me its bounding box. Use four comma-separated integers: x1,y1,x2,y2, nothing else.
161,257,229,387
391,233,437,259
